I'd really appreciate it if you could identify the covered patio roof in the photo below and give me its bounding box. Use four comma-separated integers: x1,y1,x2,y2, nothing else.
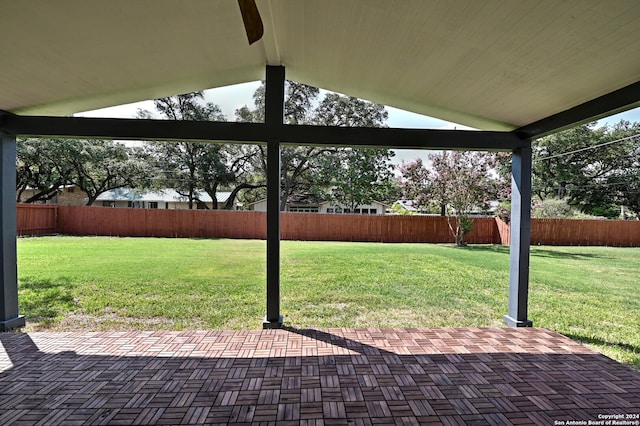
1,1,640,332
1,0,639,133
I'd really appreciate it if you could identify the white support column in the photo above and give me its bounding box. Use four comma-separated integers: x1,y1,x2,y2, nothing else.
504,143,533,327
0,131,25,331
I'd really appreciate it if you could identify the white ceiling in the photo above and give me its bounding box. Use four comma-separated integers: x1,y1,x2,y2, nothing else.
2,0,639,131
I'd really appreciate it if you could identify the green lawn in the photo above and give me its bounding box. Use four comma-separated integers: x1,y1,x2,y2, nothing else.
17,236,640,368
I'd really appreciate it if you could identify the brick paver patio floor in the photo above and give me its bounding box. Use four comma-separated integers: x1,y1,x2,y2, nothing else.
0,327,639,425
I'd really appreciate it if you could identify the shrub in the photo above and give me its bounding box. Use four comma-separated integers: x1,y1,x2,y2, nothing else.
532,198,573,218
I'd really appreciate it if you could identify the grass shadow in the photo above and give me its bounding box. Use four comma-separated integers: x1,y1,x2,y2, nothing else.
529,248,612,260
452,244,612,261
562,332,640,355
18,277,77,326
454,245,510,255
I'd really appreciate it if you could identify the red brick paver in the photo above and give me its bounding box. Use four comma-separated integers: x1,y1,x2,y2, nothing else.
0,328,638,425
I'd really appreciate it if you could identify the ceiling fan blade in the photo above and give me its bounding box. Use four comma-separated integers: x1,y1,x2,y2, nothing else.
238,0,264,45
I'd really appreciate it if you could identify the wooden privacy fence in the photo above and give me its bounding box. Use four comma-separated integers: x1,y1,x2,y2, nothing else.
16,204,498,243
16,204,640,246
531,218,640,246
281,212,499,243
52,205,498,243
494,217,640,246
56,206,266,239
495,216,511,246
16,204,57,236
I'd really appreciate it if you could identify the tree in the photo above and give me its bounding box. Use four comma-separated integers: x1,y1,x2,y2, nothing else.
66,140,151,206
325,148,395,211
533,123,602,202
314,93,392,210
236,81,330,210
533,120,640,217
618,167,640,216
17,138,150,206
16,138,74,203
236,81,393,210
312,93,388,127
145,141,193,208
601,121,640,216
140,92,257,209
397,158,436,211
398,151,506,246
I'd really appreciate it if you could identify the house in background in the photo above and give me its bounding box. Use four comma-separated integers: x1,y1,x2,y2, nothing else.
96,188,238,210
249,195,388,215
318,201,387,215
391,199,502,216
248,194,321,213
392,199,420,214
18,185,88,206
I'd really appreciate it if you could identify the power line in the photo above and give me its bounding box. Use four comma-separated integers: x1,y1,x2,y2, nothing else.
536,133,640,161
532,174,639,188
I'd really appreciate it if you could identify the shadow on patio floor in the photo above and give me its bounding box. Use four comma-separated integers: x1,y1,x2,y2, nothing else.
1,327,639,425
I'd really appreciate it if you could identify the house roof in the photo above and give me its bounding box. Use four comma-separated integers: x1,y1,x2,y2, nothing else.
318,200,390,208
2,1,639,134
96,188,231,204
247,194,323,207
394,200,420,212
248,197,389,208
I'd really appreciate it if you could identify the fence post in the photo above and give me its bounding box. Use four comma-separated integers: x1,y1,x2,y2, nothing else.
504,143,533,327
0,132,25,330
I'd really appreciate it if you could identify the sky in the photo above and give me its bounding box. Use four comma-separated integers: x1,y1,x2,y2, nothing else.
76,81,640,165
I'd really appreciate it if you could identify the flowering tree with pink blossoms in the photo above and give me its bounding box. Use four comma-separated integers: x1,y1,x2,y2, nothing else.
398,151,507,246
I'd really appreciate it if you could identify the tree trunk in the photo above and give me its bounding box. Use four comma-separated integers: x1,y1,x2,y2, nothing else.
196,200,209,210
446,215,467,247
280,183,291,212
223,183,266,210
204,183,219,210
24,188,59,204
85,196,98,206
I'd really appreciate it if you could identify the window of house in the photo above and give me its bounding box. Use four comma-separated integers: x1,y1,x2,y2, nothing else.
290,207,318,213
102,201,114,207
327,208,334,213
344,208,351,213
148,202,158,209
361,208,369,214
354,209,361,214
369,208,377,214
